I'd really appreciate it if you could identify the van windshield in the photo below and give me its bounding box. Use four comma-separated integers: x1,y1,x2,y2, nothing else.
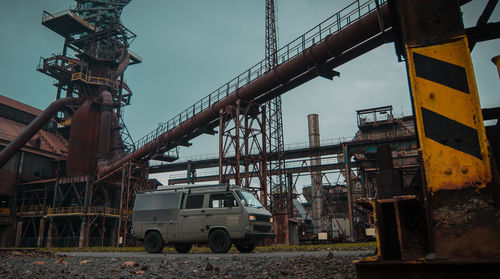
236,190,264,208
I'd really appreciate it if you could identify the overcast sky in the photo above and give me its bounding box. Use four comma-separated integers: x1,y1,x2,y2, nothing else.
0,0,499,186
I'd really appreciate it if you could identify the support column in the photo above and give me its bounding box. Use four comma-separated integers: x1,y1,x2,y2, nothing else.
46,221,53,248
397,0,495,260
15,220,23,247
37,218,46,247
79,180,90,248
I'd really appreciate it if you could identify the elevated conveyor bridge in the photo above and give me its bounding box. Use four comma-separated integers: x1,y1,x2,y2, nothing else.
99,0,393,178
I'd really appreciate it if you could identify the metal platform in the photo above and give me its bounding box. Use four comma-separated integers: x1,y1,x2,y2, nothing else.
41,10,95,38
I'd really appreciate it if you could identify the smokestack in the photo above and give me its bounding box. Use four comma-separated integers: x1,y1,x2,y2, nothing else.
308,114,323,234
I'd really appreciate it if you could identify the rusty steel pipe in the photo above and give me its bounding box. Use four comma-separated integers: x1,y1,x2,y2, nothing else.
112,49,130,80
98,4,392,178
0,97,83,168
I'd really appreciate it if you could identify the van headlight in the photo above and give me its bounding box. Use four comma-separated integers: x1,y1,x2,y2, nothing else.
269,217,273,223
249,215,256,221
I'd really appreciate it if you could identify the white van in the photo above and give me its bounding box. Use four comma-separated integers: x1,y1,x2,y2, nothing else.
132,184,274,253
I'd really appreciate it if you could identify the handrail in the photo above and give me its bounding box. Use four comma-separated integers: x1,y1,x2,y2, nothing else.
0,208,10,215
71,72,120,90
46,206,124,216
133,0,387,152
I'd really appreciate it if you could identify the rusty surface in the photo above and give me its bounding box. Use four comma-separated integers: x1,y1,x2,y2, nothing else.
394,0,464,46
66,100,100,176
0,97,83,169
0,117,67,157
273,213,289,245
99,3,393,178
0,95,44,117
0,168,17,196
431,187,500,261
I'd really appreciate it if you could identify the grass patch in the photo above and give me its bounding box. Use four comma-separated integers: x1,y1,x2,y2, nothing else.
39,242,376,254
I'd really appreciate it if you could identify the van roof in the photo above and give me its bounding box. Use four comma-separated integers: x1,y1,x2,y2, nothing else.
141,184,252,194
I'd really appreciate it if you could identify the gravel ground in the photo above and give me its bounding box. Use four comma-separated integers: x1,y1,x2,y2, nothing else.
0,250,371,278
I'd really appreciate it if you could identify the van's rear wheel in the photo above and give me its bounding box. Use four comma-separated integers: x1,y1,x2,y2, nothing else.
208,230,232,253
144,231,164,253
235,243,255,253
174,243,192,253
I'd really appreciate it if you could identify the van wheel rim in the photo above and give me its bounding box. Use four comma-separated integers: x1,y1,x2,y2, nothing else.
214,235,226,248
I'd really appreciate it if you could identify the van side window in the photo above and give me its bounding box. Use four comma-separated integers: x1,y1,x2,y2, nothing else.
185,195,204,209
209,193,239,208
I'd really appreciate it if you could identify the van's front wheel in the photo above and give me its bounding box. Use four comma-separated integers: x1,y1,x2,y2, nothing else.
208,229,232,253
144,231,164,253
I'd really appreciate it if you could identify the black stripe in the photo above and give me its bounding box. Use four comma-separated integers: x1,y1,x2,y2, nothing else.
413,53,470,94
421,107,482,160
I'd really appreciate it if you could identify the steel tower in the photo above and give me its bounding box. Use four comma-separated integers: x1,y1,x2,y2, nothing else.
265,0,286,213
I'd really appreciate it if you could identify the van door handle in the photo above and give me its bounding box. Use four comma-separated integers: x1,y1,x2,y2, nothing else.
206,214,212,217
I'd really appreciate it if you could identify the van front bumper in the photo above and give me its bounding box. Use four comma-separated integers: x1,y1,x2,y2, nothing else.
244,232,276,239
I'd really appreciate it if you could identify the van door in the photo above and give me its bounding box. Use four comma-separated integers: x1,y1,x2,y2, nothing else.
204,192,242,238
164,193,183,241
180,194,206,241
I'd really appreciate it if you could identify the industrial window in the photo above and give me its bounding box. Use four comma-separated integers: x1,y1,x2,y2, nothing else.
185,195,204,209
209,193,239,208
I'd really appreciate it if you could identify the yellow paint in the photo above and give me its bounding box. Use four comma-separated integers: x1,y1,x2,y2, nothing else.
406,36,491,192
58,118,72,127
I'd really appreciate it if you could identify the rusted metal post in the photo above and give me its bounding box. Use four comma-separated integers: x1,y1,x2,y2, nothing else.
79,180,90,248
117,165,126,247
122,162,132,246
287,172,293,217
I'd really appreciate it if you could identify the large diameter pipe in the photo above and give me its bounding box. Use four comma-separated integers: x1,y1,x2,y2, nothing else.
99,4,392,178
0,97,83,168
308,114,323,234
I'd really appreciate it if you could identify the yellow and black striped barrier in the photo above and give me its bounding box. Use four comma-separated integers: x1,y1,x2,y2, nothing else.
406,35,491,192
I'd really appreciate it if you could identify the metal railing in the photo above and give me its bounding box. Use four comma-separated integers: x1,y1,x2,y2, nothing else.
0,208,10,215
71,72,120,90
134,0,386,152
46,206,124,217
